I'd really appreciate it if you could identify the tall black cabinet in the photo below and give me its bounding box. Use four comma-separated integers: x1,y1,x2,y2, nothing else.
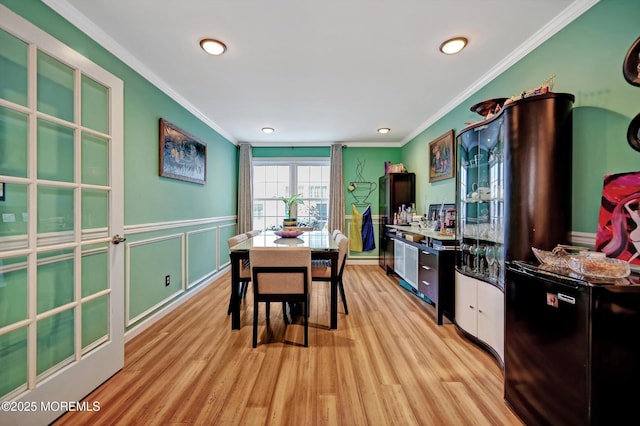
455,92,574,364
378,173,415,274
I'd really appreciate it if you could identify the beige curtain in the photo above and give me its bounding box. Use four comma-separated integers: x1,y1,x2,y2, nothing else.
237,143,253,234
328,144,344,233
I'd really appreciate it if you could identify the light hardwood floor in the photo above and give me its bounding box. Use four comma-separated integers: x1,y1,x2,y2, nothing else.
54,265,523,425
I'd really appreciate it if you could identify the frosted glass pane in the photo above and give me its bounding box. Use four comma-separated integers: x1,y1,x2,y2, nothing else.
37,119,74,182
37,186,74,238
82,295,108,349
81,189,108,233
0,29,28,106
0,106,28,178
81,245,108,296
0,183,28,247
37,309,74,375
37,51,73,122
81,75,108,134
81,132,108,186
0,327,27,397
37,249,74,313
0,256,28,327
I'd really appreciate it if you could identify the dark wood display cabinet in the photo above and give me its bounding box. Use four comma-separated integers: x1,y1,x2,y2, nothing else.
379,173,415,274
455,92,575,364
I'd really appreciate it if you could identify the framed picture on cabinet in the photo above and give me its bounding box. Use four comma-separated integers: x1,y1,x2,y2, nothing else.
429,129,455,182
159,118,207,184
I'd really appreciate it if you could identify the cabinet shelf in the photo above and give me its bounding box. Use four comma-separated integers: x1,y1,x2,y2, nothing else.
462,198,503,203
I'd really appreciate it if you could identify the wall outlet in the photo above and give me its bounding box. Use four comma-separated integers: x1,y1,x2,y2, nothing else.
165,275,170,286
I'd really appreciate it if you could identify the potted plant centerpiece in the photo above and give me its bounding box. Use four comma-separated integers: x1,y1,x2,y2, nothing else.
279,193,304,227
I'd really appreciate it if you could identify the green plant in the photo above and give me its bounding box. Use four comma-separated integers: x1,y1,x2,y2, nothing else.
278,193,304,218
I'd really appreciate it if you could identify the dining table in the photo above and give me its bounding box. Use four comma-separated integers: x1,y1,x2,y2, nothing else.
228,230,340,330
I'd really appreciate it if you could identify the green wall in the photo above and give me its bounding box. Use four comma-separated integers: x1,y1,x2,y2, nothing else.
404,0,640,235
253,146,329,158
343,147,401,214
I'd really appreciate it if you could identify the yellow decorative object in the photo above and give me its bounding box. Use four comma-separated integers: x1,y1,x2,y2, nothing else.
349,205,363,252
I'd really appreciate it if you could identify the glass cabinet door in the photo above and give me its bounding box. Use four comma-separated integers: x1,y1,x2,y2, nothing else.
457,116,505,288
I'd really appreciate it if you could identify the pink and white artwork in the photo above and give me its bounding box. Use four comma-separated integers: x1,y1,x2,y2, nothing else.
595,171,640,270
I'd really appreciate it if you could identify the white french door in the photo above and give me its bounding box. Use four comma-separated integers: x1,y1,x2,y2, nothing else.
0,6,124,425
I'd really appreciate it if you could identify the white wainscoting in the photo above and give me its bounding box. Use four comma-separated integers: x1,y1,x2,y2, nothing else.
122,216,236,338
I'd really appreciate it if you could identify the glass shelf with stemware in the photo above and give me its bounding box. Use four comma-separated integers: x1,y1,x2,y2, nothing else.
457,115,505,288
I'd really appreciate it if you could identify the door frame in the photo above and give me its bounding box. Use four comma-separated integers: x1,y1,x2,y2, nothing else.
0,5,124,425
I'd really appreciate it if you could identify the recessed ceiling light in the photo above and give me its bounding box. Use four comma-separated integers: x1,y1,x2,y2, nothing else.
261,127,275,134
377,128,391,134
200,38,227,56
439,37,468,55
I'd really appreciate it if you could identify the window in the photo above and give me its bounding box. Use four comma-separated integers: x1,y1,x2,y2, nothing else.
253,159,330,230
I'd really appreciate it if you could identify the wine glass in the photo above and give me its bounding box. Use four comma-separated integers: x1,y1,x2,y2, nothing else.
494,245,504,283
475,245,485,275
460,242,469,270
485,246,496,280
468,244,476,272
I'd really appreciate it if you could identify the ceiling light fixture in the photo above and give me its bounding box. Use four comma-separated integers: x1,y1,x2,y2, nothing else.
261,127,275,134
199,38,227,56
439,37,468,55
377,128,391,134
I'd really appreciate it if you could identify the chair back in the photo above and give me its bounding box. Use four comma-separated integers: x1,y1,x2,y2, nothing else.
250,247,312,295
332,229,342,240
335,233,349,273
228,233,248,249
245,229,262,238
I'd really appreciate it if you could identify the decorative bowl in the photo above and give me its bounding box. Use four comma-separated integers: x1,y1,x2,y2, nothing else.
274,229,304,238
568,256,630,279
532,247,568,267
470,98,508,117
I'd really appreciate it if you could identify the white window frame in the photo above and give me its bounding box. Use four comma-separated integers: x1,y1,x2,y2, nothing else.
252,158,330,230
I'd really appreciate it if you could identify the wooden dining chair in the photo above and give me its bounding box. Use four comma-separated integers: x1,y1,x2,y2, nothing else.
332,229,342,240
312,233,349,314
245,229,262,238
227,233,250,315
250,246,312,347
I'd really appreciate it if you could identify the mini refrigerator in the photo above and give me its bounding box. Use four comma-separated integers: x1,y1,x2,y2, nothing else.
505,261,640,426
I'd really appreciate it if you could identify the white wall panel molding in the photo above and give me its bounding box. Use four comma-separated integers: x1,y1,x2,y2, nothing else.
186,226,218,289
125,233,185,327
124,216,236,235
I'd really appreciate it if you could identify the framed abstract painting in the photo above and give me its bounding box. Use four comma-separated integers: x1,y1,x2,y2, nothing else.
159,118,207,184
595,171,640,270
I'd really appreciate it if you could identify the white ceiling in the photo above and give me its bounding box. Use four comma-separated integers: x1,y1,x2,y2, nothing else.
44,0,597,147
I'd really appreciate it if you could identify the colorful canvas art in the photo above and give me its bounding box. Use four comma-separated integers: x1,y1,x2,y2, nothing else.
595,171,640,270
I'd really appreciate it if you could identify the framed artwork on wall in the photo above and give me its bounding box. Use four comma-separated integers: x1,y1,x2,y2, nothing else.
595,171,640,271
429,129,455,183
159,118,207,184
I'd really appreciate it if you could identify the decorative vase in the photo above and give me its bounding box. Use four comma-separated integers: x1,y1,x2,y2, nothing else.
283,218,297,227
